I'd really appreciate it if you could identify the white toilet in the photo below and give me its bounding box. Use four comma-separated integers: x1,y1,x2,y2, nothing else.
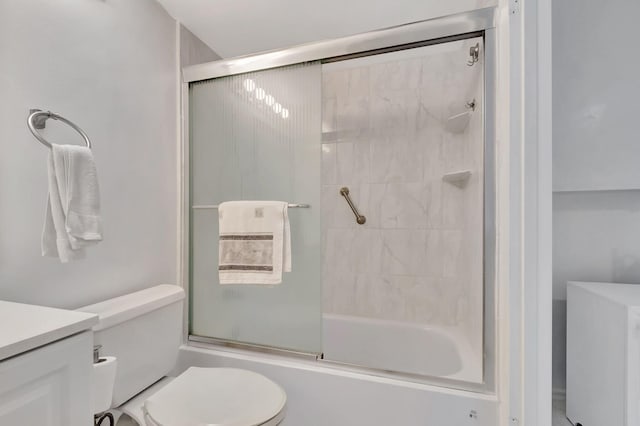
78,284,286,426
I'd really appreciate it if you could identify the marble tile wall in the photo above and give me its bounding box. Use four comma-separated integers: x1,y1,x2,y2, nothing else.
321,39,484,351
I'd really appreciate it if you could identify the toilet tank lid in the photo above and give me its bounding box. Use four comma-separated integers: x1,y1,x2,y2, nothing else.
76,285,185,332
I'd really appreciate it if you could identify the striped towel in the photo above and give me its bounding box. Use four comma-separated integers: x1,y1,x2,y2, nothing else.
218,201,291,284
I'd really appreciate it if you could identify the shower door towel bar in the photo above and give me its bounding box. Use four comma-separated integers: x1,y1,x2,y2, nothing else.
192,203,310,209
27,109,92,149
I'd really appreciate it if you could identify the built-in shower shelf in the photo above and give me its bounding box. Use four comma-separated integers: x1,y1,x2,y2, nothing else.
442,170,472,187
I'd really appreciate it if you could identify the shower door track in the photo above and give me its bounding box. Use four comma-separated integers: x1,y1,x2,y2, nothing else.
188,334,322,361
188,334,491,394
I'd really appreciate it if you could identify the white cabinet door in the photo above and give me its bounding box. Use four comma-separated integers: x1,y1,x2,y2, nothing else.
628,310,640,426
0,331,93,426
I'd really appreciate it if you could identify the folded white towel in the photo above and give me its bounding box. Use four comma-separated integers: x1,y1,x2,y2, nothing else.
218,201,291,284
42,144,102,263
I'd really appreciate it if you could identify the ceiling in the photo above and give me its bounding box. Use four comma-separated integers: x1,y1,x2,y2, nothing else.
157,0,490,59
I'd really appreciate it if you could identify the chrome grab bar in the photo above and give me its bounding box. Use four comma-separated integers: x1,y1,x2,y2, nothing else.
339,187,366,225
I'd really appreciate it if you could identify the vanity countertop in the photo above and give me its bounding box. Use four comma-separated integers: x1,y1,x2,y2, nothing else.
0,300,98,361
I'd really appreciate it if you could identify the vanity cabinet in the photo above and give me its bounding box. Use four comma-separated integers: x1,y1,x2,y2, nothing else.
0,300,97,426
0,331,94,426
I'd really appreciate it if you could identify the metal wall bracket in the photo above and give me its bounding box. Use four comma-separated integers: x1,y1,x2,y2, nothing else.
467,43,480,66
29,109,47,129
466,98,477,111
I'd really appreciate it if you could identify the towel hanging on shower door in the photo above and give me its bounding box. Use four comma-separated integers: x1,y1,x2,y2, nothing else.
218,201,291,285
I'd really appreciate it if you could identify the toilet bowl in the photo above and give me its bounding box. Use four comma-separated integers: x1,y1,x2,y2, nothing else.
78,285,286,426
143,367,286,426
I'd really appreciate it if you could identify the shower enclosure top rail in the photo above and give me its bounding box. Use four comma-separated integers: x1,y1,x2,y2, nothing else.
182,8,495,82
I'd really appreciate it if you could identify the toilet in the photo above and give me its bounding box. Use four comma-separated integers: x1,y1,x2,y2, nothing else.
78,284,286,426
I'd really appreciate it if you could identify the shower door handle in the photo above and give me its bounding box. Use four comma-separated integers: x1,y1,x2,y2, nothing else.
339,187,366,225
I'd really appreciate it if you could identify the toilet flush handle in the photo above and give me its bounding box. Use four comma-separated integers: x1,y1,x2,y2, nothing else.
93,345,102,364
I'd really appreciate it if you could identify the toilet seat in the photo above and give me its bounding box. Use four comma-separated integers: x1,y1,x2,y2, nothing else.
142,367,286,426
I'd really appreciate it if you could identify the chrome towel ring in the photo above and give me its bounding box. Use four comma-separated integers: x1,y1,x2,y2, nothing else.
27,109,92,149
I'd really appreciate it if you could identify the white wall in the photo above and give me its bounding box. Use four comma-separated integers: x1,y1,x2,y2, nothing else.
0,0,179,308
552,0,640,192
180,24,221,68
552,0,640,391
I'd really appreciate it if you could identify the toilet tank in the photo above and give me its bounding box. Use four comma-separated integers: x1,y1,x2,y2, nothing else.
77,285,185,407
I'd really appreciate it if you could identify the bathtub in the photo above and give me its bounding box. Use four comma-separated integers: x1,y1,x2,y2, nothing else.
322,314,482,383
177,315,493,425
177,343,495,426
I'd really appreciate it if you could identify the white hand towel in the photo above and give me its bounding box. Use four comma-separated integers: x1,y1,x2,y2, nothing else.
218,201,291,285
42,144,102,263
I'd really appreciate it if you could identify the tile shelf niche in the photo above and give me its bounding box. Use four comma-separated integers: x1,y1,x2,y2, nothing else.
442,170,472,187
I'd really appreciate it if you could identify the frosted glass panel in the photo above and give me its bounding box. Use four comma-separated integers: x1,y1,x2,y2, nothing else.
189,62,322,353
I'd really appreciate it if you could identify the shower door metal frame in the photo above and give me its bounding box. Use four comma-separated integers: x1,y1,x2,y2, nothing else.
180,6,498,393
182,8,494,82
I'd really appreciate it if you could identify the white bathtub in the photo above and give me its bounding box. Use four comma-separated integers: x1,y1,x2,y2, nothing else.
177,343,496,426
177,316,492,425
322,314,482,383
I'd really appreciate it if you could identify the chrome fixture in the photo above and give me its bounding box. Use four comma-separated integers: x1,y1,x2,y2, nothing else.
467,43,480,66
93,345,102,364
466,98,476,111
192,203,310,209
27,109,92,149
339,187,366,225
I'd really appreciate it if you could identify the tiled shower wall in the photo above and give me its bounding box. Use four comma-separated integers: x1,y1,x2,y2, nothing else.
321,39,484,350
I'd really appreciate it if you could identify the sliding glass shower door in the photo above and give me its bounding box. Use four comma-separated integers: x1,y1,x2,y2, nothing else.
320,37,486,382
187,34,491,386
189,63,323,353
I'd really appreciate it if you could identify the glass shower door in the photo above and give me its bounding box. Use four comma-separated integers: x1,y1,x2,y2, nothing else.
189,62,322,354
321,37,486,382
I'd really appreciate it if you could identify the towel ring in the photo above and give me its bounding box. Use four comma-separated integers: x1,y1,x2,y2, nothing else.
27,109,92,149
